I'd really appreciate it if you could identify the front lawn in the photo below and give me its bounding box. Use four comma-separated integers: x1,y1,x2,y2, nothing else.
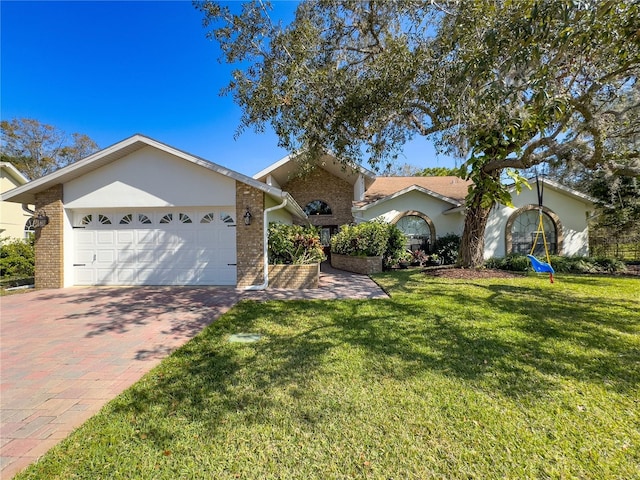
17,273,639,479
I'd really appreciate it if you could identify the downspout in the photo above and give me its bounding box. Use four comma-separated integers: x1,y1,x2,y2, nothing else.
22,204,35,215
243,197,288,291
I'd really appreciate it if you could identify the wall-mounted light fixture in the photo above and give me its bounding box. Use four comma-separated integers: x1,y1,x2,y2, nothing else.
34,210,50,228
243,207,253,226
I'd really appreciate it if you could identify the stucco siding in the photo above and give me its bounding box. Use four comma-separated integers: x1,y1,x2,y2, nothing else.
485,185,593,258
358,190,464,239
1,170,32,239
265,195,293,224
64,147,236,208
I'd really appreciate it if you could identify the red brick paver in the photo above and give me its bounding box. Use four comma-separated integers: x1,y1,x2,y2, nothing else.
0,266,386,478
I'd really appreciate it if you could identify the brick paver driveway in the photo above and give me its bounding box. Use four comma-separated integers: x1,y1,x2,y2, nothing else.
1,266,387,478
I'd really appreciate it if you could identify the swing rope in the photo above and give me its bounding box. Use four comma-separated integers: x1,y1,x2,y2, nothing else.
526,175,555,283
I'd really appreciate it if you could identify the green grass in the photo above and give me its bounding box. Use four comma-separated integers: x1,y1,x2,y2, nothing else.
16,273,640,479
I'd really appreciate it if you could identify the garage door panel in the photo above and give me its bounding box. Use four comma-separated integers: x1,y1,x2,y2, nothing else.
136,230,157,245
201,267,235,285
197,229,220,243
75,269,95,285
157,230,185,245
116,247,136,263
96,268,116,284
76,230,95,245
139,268,183,286
76,249,95,263
96,231,115,244
117,231,134,244
73,209,237,286
137,248,163,265
174,247,201,264
218,246,236,263
96,249,116,264
117,268,136,284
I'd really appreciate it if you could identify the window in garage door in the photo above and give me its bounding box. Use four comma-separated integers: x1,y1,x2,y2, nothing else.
73,209,237,286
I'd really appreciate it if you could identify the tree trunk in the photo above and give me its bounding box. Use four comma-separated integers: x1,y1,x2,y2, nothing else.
457,174,498,268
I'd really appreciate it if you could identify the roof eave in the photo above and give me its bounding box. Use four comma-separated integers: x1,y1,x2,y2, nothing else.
512,177,597,205
353,185,462,212
0,134,305,208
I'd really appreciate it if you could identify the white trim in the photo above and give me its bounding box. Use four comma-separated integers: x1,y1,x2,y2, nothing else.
514,177,597,205
353,184,462,213
0,134,307,221
1,162,29,185
243,198,289,291
253,153,297,180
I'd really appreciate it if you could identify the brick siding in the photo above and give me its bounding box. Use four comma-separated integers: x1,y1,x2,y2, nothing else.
236,182,265,288
283,167,354,227
34,185,64,289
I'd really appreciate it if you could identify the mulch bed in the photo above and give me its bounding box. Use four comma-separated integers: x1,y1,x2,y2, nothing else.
423,267,525,279
422,264,640,279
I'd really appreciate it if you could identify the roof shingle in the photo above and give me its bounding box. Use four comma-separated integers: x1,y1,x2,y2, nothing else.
362,176,471,205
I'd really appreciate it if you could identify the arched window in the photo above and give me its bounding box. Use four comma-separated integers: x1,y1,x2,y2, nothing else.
394,214,434,252
304,200,332,216
24,218,36,238
510,210,557,255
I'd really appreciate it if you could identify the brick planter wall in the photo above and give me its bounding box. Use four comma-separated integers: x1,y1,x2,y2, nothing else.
268,263,320,289
331,253,382,275
34,184,64,289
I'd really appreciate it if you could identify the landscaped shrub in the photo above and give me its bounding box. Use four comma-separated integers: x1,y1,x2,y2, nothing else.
485,254,531,271
485,253,628,274
433,233,461,265
268,223,325,265
383,222,406,269
330,220,405,269
0,235,35,279
548,255,627,274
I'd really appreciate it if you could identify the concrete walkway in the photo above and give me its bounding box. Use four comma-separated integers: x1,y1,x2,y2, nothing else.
0,265,387,478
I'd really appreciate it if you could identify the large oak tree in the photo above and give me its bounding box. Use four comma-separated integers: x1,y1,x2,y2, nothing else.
196,0,639,266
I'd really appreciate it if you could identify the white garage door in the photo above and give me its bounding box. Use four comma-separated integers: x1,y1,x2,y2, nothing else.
73,209,237,286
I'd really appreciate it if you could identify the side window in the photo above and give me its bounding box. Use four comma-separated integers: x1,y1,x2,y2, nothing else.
24,218,36,238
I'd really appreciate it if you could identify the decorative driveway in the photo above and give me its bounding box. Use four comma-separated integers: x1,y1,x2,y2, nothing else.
0,266,387,478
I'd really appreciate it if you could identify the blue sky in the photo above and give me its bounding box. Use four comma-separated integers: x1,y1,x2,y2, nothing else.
1,0,458,176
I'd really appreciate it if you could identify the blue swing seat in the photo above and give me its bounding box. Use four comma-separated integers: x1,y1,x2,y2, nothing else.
527,254,555,273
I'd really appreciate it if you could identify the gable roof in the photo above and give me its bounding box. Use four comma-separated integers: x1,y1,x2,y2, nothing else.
0,134,308,220
357,175,595,211
0,162,29,188
515,177,597,206
359,176,471,206
254,152,377,189
354,184,466,213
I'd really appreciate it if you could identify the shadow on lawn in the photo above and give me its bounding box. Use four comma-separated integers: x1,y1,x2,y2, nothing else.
106,275,638,447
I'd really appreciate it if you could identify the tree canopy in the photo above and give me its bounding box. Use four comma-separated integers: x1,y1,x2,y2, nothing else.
0,118,99,180
196,0,639,265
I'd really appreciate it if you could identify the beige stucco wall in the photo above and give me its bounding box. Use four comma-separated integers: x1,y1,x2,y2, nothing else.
64,146,236,208
354,182,592,259
485,185,593,258
357,190,465,239
1,168,32,240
